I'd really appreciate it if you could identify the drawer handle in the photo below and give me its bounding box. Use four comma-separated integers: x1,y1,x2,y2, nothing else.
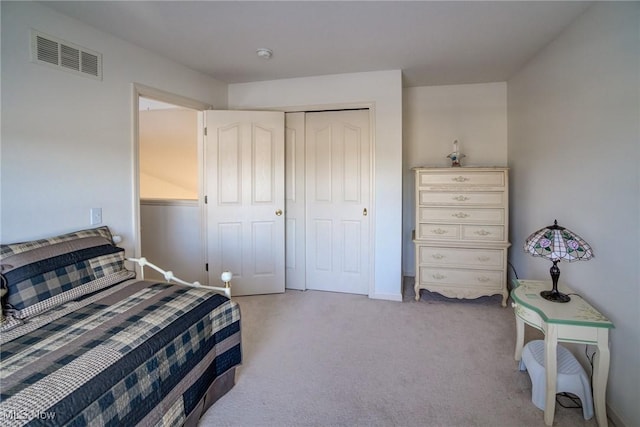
453,195,470,201
477,256,491,262
477,276,491,283
432,254,445,260
452,176,470,182
432,273,446,280
432,228,449,235
452,212,470,218
475,229,491,236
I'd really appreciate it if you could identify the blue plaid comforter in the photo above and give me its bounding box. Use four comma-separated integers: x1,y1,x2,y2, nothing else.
0,280,242,426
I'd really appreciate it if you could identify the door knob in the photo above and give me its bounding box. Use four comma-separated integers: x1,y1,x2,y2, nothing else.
275,209,283,216
363,208,368,216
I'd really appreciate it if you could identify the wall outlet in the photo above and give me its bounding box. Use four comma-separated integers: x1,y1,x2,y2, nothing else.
90,208,102,225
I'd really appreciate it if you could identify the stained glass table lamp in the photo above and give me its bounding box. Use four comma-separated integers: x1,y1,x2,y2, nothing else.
524,220,594,303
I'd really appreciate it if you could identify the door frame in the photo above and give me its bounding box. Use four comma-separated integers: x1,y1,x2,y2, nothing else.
131,83,211,275
268,102,376,297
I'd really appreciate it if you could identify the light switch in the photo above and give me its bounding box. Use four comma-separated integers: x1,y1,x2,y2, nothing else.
90,208,102,225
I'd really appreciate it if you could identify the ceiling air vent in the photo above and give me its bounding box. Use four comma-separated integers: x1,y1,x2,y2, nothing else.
31,30,102,80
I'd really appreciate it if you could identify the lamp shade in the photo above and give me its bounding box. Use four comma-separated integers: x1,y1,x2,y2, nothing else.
524,220,593,262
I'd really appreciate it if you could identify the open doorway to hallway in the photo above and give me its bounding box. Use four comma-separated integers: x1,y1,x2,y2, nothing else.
138,97,203,283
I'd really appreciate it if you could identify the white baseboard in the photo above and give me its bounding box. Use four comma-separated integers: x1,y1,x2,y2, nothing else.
607,403,626,427
369,292,403,302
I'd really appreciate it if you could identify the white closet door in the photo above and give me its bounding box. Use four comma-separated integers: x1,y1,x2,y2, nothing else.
305,110,371,295
204,110,285,296
285,112,306,290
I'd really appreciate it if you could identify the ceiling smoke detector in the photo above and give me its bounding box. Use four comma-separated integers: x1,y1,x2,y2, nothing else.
256,48,273,60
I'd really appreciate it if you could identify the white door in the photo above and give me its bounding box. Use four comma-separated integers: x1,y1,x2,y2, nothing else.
285,112,306,290
305,110,371,294
204,110,285,296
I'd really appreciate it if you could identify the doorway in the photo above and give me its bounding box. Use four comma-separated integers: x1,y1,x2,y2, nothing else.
138,97,201,282
132,84,211,283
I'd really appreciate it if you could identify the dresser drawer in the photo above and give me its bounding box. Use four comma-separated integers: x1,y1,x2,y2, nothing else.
418,246,504,269
417,171,505,188
418,207,505,224
418,267,504,289
418,191,505,206
417,223,460,240
461,225,505,241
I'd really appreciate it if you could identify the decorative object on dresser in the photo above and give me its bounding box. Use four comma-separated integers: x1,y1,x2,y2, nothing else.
446,139,465,167
524,220,594,303
413,167,511,305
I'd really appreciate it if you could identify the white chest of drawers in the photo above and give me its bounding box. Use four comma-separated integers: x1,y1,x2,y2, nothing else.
413,167,511,306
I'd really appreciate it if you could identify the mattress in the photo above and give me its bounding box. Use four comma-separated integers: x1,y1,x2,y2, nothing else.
0,279,241,426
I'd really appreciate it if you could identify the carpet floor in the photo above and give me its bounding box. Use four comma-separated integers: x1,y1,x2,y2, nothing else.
199,280,600,427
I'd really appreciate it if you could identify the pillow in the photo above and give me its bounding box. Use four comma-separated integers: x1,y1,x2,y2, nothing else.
0,226,135,319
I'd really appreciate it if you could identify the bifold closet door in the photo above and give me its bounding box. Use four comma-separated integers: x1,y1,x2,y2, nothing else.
305,110,370,295
284,112,306,290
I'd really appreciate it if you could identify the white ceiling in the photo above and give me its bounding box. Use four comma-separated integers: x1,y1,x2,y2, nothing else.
44,1,593,87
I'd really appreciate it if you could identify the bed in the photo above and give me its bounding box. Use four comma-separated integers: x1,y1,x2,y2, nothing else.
0,226,241,426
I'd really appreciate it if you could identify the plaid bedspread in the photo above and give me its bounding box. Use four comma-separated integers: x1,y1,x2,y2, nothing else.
0,280,241,426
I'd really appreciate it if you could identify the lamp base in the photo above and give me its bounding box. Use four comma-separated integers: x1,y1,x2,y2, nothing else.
540,290,571,303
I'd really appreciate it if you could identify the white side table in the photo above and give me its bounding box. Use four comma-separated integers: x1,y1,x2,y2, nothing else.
511,279,614,427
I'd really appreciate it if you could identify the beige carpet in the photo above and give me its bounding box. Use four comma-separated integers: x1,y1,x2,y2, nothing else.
199,280,599,427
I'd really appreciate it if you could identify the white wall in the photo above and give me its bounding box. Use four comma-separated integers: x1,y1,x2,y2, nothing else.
403,83,508,275
0,2,227,256
140,202,205,284
508,3,639,426
229,71,403,300
139,108,199,200
139,172,196,200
